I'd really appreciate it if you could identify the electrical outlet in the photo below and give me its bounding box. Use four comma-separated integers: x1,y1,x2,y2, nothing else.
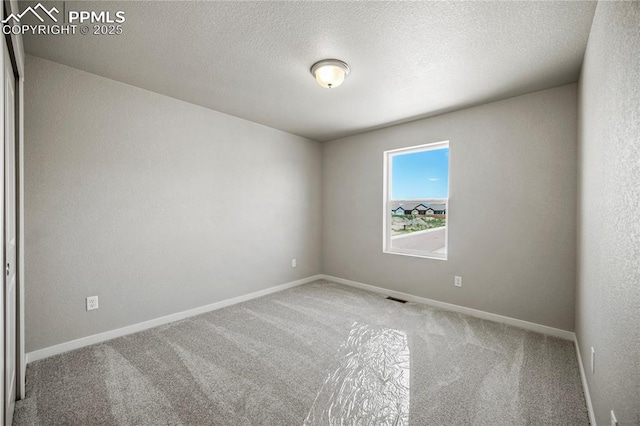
591,347,595,373
610,410,618,426
454,276,462,287
291,259,297,268
86,296,99,311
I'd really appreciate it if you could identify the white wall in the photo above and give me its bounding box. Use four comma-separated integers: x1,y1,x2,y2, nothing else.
323,84,578,331
24,55,322,352
577,2,640,424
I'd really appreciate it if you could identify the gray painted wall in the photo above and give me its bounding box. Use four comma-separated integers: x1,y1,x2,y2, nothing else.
577,2,640,424
323,85,578,331
24,55,322,352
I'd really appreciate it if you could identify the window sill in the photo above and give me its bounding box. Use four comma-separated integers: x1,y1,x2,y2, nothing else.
383,249,447,261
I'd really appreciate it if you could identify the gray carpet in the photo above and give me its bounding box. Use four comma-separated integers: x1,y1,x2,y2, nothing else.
13,280,589,425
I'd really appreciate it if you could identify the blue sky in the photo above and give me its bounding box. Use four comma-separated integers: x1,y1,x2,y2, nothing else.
392,148,449,199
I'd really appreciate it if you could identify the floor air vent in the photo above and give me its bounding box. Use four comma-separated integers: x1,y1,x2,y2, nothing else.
386,296,408,304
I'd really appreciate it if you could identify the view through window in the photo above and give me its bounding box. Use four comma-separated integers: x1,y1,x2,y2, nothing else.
383,141,450,259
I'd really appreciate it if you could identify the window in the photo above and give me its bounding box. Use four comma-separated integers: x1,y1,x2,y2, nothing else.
383,141,450,260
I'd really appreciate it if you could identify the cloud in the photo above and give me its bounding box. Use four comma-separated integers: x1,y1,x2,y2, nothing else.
428,178,439,181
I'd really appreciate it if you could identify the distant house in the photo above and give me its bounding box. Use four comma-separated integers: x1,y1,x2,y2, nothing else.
392,203,430,215
429,203,447,214
413,204,429,215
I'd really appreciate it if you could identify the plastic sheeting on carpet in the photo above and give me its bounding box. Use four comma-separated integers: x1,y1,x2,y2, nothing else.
304,322,410,425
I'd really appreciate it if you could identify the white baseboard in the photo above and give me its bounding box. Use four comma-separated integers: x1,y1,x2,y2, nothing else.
574,338,597,425
26,274,323,363
27,272,594,422
27,273,576,358
320,274,575,341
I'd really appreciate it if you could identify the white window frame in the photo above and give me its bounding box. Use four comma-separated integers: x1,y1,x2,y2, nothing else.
383,140,450,260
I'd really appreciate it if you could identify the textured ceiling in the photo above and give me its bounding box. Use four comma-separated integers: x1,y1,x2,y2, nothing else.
21,1,596,141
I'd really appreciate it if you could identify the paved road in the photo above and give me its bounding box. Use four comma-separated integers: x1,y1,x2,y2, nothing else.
391,228,446,254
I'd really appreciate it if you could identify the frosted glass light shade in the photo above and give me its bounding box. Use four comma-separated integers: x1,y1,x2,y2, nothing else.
310,59,350,89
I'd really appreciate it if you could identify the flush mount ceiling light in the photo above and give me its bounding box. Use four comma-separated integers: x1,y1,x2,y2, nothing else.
310,59,350,89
